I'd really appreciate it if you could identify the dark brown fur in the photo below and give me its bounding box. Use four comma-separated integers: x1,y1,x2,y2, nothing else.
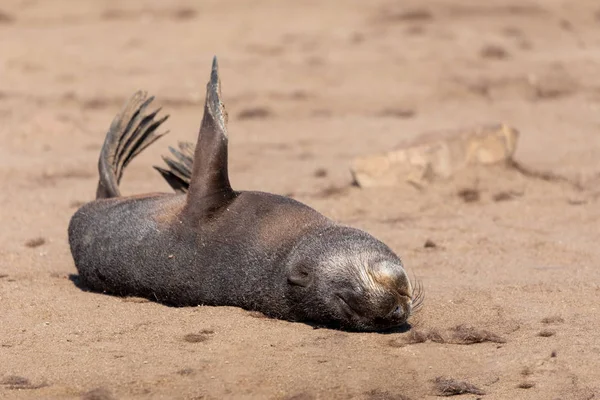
68,57,416,331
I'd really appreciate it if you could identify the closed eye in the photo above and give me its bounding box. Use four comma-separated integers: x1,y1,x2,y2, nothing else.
336,294,359,317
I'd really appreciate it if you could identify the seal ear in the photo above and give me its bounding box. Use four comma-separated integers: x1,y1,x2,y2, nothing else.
184,56,236,219
287,264,314,288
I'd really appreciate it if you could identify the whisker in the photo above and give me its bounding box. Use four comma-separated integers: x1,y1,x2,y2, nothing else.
410,275,425,313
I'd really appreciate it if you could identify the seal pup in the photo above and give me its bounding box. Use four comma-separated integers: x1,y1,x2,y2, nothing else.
68,57,422,331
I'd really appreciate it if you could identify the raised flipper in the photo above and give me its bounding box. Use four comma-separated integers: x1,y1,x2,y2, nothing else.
96,91,170,199
153,141,194,193
180,56,237,219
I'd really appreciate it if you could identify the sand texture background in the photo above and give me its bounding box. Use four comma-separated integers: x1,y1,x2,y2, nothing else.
1,0,600,399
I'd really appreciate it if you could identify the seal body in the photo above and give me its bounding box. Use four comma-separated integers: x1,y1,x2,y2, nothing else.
68,58,418,331
70,192,328,317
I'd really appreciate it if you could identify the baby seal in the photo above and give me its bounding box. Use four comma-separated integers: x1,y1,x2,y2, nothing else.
68,57,421,331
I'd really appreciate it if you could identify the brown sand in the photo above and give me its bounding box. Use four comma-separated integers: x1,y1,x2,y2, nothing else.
1,0,600,399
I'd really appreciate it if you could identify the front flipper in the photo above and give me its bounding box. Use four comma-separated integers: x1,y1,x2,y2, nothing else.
182,57,237,220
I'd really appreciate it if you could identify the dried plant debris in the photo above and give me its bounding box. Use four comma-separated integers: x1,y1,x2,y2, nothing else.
364,389,413,400
183,332,212,343
176,368,195,376
480,44,510,60
517,381,535,389
448,325,506,344
81,387,117,400
538,329,555,337
509,160,582,190
282,392,316,400
521,367,533,376
237,107,273,120
433,377,485,396
0,375,48,390
426,329,445,343
1,376,30,387
457,188,480,203
423,239,437,248
405,330,429,344
381,8,434,23
492,191,520,202
541,315,564,324
25,237,46,248
0,10,15,24
313,168,328,178
388,338,406,348
378,108,416,119
388,329,444,347
101,7,197,21
172,7,197,20
311,109,332,117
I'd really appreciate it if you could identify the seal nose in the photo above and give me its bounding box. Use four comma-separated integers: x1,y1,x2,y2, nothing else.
388,299,410,321
390,299,412,320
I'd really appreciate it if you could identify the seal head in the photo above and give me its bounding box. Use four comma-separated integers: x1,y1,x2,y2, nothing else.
285,225,416,331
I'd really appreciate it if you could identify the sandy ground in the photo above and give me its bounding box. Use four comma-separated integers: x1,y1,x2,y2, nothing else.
1,0,600,399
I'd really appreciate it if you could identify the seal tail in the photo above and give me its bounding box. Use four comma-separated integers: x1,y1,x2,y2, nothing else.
153,141,194,193
96,91,170,199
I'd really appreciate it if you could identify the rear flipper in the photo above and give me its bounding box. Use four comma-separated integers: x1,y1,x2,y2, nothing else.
96,91,170,199
153,141,194,193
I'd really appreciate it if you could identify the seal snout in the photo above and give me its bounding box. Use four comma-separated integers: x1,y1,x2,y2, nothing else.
329,258,414,330
383,294,412,321
367,261,414,325
371,263,411,295
335,286,411,330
